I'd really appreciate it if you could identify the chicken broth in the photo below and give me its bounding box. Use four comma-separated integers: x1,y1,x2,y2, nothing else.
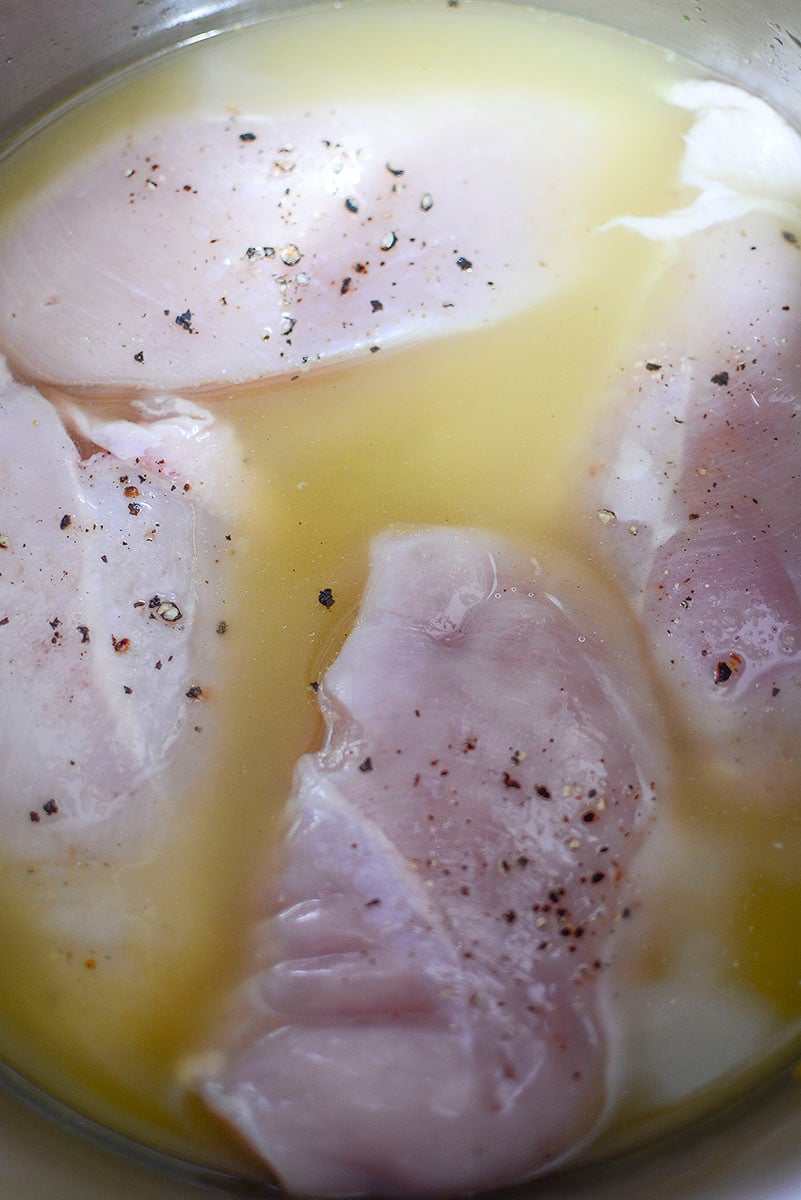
0,0,799,1188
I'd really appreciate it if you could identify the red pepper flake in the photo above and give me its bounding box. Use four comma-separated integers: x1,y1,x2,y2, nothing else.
85,958,97,970
111,636,131,653
29,811,41,823
502,772,521,789
60,514,72,530
124,485,140,499
463,736,477,752
714,652,743,684
318,587,335,609
42,799,58,815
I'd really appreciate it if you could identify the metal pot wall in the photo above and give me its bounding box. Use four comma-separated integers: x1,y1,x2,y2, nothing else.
1,2,800,1198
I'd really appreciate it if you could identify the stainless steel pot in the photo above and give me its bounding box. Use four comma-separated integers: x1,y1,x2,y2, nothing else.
1,1,801,1197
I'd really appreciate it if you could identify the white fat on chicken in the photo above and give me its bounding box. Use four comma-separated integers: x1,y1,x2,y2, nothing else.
0,92,607,392
606,80,801,237
0,359,235,872
199,528,660,1197
592,83,801,797
63,394,250,519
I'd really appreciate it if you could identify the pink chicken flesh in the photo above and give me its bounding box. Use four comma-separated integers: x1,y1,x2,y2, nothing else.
593,213,801,795
201,529,659,1197
0,93,605,393
0,360,232,867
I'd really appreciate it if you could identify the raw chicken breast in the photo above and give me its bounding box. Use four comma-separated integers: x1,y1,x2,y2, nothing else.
593,213,801,793
0,359,234,866
0,92,606,392
201,529,659,1197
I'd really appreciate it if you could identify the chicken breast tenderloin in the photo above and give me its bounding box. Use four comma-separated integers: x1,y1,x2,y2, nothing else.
201,529,660,1197
0,92,607,393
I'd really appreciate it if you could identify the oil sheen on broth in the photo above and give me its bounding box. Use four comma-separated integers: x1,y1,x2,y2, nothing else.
0,0,798,1182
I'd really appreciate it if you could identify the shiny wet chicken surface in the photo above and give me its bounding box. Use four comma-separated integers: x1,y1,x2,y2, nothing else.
0,361,232,871
0,94,605,393
594,213,801,799
202,530,659,1196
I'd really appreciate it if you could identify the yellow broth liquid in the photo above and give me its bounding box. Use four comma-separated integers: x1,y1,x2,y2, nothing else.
0,0,799,1179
